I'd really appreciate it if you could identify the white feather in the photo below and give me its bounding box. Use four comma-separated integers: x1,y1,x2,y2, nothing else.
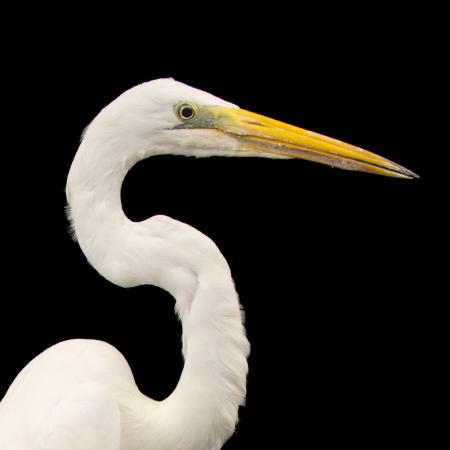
0,79,250,450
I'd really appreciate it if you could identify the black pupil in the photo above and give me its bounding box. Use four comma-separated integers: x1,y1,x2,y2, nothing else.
181,106,193,119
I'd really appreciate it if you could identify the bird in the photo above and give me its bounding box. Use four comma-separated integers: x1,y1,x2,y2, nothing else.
0,78,417,450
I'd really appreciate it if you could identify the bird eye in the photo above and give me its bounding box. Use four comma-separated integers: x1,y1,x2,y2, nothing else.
177,103,195,121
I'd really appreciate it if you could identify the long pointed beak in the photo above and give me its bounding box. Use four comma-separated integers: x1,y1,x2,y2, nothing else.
210,107,418,179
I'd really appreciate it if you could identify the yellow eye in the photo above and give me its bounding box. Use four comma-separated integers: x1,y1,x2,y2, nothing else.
177,103,195,120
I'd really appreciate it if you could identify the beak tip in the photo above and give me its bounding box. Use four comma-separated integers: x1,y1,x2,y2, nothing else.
403,167,420,180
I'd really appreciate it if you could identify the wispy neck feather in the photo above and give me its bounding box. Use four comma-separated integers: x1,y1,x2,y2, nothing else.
66,128,250,449
152,267,249,450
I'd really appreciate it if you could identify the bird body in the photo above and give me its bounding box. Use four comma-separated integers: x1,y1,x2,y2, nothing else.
0,78,415,449
1,332,247,450
0,340,126,450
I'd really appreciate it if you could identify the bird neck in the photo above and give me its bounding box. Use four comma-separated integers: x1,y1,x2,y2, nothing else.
156,268,249,450
66,131,134,283
67,136,249,449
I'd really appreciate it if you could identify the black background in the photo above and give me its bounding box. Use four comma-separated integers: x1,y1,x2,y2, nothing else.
1,6,441,449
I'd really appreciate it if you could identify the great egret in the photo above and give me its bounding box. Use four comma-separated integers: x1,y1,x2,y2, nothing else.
0,78,417,450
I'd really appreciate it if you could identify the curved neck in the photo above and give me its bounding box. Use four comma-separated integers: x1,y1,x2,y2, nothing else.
158,270,250,450
67,136,249,449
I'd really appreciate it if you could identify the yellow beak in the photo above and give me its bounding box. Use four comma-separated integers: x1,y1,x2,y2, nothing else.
210,107,418,179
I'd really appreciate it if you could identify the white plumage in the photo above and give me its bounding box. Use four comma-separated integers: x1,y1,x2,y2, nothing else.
0,78,415,450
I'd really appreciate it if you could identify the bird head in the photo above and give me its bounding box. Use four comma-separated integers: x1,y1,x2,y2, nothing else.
85,78,418,179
